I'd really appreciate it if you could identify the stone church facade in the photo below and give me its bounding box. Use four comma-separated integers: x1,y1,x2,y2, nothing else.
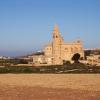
33,25,84,65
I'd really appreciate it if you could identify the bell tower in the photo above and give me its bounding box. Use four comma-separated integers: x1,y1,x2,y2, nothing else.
52,25,64,65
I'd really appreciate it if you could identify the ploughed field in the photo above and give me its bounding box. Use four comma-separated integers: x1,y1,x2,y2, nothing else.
0,74,100,100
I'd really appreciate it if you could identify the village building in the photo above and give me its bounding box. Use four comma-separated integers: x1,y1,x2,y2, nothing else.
87,54,100,66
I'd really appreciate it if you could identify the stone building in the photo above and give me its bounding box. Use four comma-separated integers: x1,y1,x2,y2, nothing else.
87,54,100,66
33,25,84,65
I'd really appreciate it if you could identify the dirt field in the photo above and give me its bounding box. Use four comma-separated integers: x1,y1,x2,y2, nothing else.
0,74,100,100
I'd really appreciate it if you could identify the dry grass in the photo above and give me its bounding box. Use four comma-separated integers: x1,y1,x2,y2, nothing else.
0,74,100,100
0,74,100,91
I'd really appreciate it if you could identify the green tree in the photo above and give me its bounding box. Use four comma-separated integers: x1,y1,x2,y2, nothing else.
72,53,80,63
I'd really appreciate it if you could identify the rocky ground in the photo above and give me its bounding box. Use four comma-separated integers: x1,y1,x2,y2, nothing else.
0,74,100,100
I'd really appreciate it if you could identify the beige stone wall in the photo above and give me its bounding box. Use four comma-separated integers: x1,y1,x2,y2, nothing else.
44,45,52,57
87,55,100,65
33,55,46,64
61,43,84,61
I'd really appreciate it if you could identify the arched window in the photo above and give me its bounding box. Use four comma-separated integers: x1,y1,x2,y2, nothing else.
65,48,68,51
56,35,58,38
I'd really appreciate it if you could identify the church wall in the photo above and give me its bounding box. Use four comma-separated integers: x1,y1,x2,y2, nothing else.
44,45,52,57
61,43,84,62
41,25,85,65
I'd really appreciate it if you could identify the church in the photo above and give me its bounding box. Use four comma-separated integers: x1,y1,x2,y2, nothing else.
33,25,84,65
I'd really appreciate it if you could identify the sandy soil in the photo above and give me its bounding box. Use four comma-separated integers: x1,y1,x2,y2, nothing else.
0,74,100,100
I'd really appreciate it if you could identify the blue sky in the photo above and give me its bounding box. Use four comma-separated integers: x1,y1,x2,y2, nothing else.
0,0,100,56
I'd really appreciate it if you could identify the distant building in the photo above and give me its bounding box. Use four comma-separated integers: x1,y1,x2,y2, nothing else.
87,54,100,66
0,56,10,60
33,25,84,65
